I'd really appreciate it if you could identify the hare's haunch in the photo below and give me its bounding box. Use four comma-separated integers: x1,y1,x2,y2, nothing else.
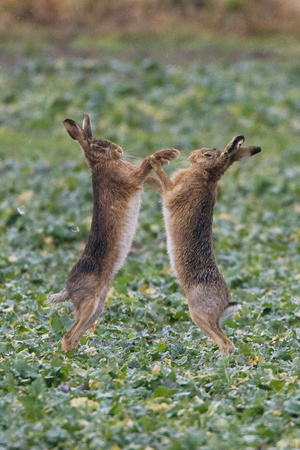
150,136,261,355
48,114,179,351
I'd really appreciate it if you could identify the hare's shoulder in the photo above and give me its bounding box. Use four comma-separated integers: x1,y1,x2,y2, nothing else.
92,160,133,177
168,167,200,193
92,160,141,194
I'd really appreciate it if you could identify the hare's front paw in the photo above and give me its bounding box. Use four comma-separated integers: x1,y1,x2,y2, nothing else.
149,155,162,170
152,148,179,165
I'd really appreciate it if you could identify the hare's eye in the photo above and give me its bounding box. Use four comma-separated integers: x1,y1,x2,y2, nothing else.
204,152,212,157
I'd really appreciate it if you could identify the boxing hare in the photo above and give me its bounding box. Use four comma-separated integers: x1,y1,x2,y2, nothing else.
48,114,179,351
149,135,261,355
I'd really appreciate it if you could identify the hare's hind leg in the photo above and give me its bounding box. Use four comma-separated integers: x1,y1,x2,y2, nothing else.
189,307,235,355
61,286,108,352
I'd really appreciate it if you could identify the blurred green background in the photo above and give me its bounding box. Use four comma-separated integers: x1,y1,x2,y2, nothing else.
0,2,300,449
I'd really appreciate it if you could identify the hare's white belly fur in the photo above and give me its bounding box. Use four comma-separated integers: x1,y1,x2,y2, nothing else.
163,206,177,276
113,192,142,275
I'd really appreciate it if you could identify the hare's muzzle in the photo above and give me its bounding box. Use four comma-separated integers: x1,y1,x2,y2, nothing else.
114,147,123,159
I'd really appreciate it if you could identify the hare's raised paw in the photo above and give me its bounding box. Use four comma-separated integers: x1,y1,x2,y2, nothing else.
152,148,180,164
149,155,161,170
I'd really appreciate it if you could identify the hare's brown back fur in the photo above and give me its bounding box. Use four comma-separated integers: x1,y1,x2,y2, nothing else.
67,160,143,308
163,163,230,330
164,168,220,287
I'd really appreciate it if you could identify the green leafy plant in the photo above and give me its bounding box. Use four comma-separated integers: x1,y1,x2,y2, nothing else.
0,31,299,449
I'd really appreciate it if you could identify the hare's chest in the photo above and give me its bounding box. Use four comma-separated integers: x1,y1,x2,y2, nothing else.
112,192,142,275
123,192,142,239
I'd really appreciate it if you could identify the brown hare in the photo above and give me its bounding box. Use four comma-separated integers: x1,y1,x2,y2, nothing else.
149,135,261,355
48,114,179,351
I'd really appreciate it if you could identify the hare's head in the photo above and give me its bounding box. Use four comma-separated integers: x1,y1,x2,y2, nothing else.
189,147,222,167
64,115,123,169
189,135,261,169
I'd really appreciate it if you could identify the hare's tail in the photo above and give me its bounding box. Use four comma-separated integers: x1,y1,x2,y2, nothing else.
48,287,70,304
222,302,241,317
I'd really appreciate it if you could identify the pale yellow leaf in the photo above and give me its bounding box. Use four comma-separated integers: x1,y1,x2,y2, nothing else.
89,379,99,390
152,365,161,376
70,397,99,410
17,190,34,204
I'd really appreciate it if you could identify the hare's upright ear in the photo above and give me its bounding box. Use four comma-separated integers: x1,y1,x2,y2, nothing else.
82,114,93,138
230,144,261,162
223,135,245,155
63,118,89,146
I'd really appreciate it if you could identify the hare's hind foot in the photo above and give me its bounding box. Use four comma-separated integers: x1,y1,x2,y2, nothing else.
61,333,79,352
189,307,235,356
60,288,108,352
219,339,235,356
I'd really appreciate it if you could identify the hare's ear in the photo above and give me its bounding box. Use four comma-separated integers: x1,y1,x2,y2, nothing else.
63,118,88,145
223,135,245,154
230,145,261,162
82,114,93,138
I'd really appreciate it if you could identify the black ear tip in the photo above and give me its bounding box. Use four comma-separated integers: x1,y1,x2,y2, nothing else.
226,135,245,153
235,135,245,145
63,118,74,125
252,146,261,155
229,135,245,147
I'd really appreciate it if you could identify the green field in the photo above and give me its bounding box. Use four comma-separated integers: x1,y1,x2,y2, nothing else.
0,30,300,449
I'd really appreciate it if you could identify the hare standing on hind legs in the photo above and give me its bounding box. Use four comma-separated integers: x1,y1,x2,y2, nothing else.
149,136,261,355
48,114,179,352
